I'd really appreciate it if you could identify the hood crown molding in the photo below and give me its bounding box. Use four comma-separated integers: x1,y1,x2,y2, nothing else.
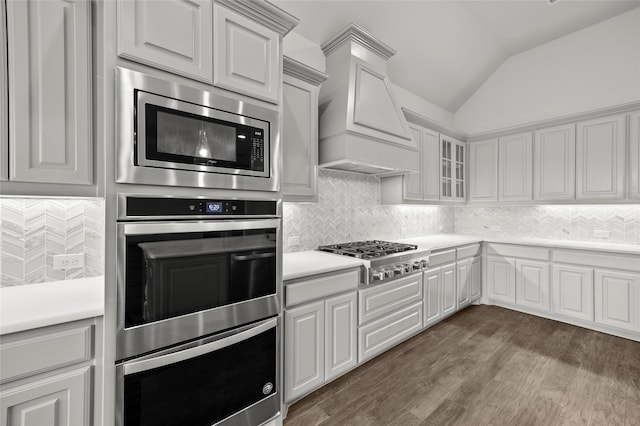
321,23,396,60
283,56,329,86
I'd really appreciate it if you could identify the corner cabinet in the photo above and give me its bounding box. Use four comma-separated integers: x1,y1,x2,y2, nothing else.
440,135,466,201
576,114,626,200
282,57,328,202
630,110,640,200
6,0,92,185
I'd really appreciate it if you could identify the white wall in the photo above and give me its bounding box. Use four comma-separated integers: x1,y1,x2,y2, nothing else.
391,83,455,128
283,32,326,72
455,8,640,135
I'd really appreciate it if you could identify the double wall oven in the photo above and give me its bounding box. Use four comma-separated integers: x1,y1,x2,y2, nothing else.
115,195,281,426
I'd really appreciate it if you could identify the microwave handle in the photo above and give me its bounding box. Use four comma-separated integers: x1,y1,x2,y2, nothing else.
231,252,276,262
122,317,277,376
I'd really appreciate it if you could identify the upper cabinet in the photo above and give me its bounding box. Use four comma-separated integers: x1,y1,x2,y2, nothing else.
6,0,92,185
116,0,298,104
117,0,213,83
468,139,498,202
0,0,7,182
212,3,280,103
400,124,439,202
498,132,532,201
576,114,626,200
441,135,465,202
630,110,640,200
282,57,328,202
533,124,576,201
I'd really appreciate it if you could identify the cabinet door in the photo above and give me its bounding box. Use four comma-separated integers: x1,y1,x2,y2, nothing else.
324,292,357,381
534,124,576,201
422,128,440,201
423,267,442,327
117,0,212,83
594,269,640,332
285,301,324,401
630,110,640,199
403,124,423,201
282,73,319,201
457,259,471,309
470,256,482,302
552,265,594,322
576,114,626,200
499,132,533,201
515,259,550,312
213,4,280,104
441,263,457,316
7,0,92,185
468,139,498,202
454,141,466,200
486,256,516,304
0,367,91,426
0,0,7,181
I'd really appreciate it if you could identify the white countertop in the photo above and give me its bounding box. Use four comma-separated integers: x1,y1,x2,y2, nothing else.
482,236,640,255
283,251,363,281
397,234,484,251
0,276,104,335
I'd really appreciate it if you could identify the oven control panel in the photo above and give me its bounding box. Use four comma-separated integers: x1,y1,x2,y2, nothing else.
369,258,429,284
122,196,278,219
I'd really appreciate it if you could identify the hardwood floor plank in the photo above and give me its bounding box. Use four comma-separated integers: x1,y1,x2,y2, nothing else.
283,306,640,426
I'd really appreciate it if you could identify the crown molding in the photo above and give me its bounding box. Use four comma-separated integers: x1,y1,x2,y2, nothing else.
283,56,329,86
215,0,299,36
321,23,396,60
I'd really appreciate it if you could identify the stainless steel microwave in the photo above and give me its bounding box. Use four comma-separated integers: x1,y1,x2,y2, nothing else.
116,67,279,191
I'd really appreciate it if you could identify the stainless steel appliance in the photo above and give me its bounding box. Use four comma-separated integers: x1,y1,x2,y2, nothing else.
116,195,281,360
115,195,282,426
116,67,279,191
318,240,429,285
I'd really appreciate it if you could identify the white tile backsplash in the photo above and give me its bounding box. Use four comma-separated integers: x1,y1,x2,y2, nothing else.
283,169,454,252
455,205,640,244
0,199,105,286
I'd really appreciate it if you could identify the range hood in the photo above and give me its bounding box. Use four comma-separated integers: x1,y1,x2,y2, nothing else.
317,23,419,176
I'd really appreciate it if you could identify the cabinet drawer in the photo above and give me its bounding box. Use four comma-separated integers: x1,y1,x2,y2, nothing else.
0,322,93,384
457,244,481,260
286,269,359,307
428,249,456,268
358,274,422,325
486,243,549,261
358,301,422,363
553,250,640,273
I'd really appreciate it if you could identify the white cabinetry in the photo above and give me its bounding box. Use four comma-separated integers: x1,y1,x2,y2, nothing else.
486,256,516,304
515,260,550,312
423,267,442,327
594,269,640,332
0,0,7,182
498,132,532,201
468,139,498,202
456,244,482,309
576,114,626,200
441,135,466,201
284,269,358,402
213,3,280,103
441,263,457,316
6,0,92,185
470,256,482,302
551,264,594,322
117,0,213,83
282,57,328,202
0,318,101,426
533,124,576,201
630,110,640,200
456,260,471,309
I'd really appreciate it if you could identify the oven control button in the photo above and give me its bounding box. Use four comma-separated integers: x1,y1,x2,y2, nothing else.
413,261,422,271
373,271,385,281
384,269,394,279
421,260,428,268
393,266,404,276
403,263,412,274
262,382,274,395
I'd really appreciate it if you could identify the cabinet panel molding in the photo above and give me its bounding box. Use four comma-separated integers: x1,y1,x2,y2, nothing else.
7,0,92,185
403,125,423,201
423,267,442,327
358,274,422,325
441,263,457,315
515,259,550,312
630,110,640,199
457,259,471,308
470,257,482,302
534,124,576,200
552,264,594,322
324,293,357,381
468,139,498,202
499,132,533,201
487,256,516,304
0,0,7,181
594,269,640,332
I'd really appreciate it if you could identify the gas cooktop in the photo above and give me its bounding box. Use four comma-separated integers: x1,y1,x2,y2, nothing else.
317,240,418,259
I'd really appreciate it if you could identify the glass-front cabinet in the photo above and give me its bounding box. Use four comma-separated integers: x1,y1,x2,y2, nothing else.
441,135,465,201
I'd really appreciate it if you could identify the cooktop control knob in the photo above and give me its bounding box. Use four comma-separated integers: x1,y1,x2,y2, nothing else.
412,261,422,271
421,260,428,268
393,265,404,276
403,263,412,274
373,270,385,281
384,269,394,279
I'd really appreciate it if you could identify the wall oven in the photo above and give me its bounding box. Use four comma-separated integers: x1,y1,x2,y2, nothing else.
116,195,281,360
116,67,279,191
115,195,282,426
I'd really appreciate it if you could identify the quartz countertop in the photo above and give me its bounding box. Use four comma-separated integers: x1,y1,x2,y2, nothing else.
283,251,363,281
482,236,640,255
0,276,104,335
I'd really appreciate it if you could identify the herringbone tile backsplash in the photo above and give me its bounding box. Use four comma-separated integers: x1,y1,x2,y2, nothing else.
455,205,640,244
0,199,105,287
283,169,454,252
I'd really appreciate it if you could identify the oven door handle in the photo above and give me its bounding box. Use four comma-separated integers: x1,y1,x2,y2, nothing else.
231,252,276,262
122,317,277,375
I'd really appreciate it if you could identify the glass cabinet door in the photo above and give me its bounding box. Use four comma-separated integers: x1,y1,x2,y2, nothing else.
440,136,465,201
441,139,452,198
455,143,465,199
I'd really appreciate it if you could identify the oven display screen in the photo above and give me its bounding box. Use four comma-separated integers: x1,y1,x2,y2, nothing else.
206,202,223,213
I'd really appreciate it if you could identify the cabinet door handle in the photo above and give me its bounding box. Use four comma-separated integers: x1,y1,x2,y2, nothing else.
231,252,276,261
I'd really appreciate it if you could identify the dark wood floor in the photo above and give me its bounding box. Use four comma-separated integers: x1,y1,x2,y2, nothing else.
284,305,640,426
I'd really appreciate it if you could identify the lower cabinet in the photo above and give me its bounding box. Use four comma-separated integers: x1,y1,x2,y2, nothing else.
515,259,550,312
486,256,516,304
594,269,640,332
441,263,457,316
284,269,358,403
470,256,482,301
423,267,443,328
0,318,100,426
551,264,594,322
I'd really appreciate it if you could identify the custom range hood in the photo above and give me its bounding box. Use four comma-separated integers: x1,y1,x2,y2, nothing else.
318,24,419,176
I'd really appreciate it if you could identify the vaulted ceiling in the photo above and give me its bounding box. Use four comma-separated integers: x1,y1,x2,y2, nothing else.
272,0,640,112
